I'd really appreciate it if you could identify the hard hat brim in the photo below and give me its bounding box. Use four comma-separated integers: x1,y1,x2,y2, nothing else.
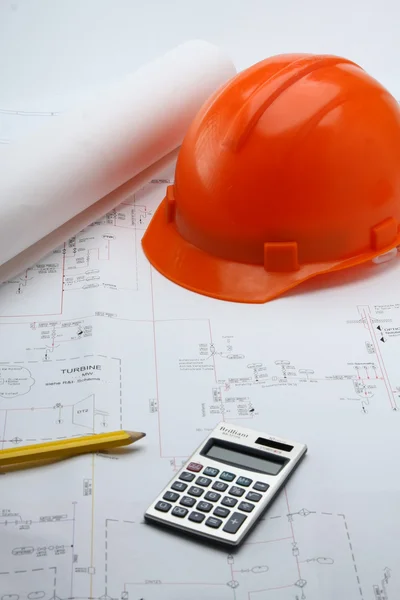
142,198,400,304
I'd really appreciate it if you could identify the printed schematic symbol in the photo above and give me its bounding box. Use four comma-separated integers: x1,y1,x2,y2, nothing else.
12,546,34,555
304,556,334,565
251,565,269,573
295,578,307,599
0,365,35,398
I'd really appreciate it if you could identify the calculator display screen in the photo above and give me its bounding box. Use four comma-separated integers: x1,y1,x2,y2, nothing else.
204,440,285,475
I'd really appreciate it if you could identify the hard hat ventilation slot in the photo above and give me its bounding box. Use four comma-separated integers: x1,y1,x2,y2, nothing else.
223,55,356,152
264,241,299,272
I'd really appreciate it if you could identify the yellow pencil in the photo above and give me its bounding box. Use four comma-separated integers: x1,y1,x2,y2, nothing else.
0,430,145,469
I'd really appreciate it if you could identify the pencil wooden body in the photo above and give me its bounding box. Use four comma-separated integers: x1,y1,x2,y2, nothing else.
0,430,144,467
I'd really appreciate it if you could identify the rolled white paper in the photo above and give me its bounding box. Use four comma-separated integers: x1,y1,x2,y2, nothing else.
0,40,236,283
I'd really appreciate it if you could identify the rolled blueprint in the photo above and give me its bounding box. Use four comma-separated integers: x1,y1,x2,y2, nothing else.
0,40,236,283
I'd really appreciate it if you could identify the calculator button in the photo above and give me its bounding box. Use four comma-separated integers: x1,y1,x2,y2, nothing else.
214,506,230,518
171,481,187,492
197,501,213,512
189,511,205,523
236,476,253,487
221,496,238,507
246,491,262,502
180,496,196,507
205,516,222,529
229,486,245,497
179,471,195,482
163,491,180,502
187,462,203,472
212,481,228,492
220,471,236,482
238,501,255,513
155,501,171,513
253,481,270,492
204,491,221,502
172,506,188,518
196,476,212,487
223,512,247,534
188,486,203,497
204,466,219,477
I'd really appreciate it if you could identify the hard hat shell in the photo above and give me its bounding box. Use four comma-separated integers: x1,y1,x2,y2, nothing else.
142,54,400,303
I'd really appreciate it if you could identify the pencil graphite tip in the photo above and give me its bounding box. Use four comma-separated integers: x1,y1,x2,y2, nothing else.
128,430,146,440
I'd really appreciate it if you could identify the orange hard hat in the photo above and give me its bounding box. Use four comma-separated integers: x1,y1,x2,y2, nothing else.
142,53,400,303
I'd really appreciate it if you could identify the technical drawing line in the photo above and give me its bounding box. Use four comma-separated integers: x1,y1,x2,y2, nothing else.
89,454,96,599
0,107,61,116
150,265,163,457
284,487,302,580
126,581,227,586
340,514,364,599
242,535,293,546
208,319,218,385
119,362,123,429
248,583,294,597
0,518,74,526
133,211,139,292
70,502,77,598
104,518,135,595
1,410,7,450
360,307,397,410
61,242,66,314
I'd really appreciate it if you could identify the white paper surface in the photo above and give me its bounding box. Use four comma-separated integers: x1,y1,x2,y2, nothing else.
2,4,400,599
0,39,235,281
1,170,400,599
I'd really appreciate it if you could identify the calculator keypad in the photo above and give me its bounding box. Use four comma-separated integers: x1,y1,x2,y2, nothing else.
212,481,228,492
229,486,245,497
179,471,195,482
214,506,230,518
197,501,213,512
188,486,203,497
196,476,212,487
253,481,270,492
172,506,188,518
204,491,221,502
206,516,222,528
246,491,262,502
236,476,252,486
220,471,235,481
155,501,171,512
221,496,237,507
187,462,203,472
151,461,271,538
204,467,219,477
180,496,196,507
222,512,247,534
163,491,180,502
189,511,205,523
171,481,187,492
238,501,254,513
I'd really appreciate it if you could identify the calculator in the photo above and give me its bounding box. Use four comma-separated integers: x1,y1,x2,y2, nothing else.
144,422,307,546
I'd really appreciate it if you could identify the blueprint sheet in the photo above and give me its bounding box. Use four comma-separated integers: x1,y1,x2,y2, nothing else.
2,126,400,600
